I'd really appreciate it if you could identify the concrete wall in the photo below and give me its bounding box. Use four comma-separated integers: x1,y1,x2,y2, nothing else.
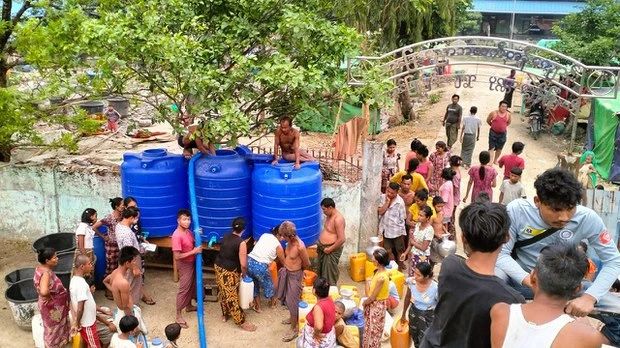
0,164,121,240
322,181,362,262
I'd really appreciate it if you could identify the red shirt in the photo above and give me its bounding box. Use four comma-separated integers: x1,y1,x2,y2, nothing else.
171,227,195,263
306,298,336,334
490,112,509,133
498,154,525,179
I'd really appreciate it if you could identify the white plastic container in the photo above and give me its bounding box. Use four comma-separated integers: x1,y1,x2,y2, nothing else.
298,301,315,334
32,314,44,348
239,275,254,310
388,260,399,271
151,337,164,348
328,285,339,299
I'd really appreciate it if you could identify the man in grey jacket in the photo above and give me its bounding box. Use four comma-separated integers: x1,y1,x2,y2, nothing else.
496,168,620,344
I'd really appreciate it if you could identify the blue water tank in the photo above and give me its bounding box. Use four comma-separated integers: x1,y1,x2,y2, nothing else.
194,149,252,242
252,162,322,246
121,149,188,238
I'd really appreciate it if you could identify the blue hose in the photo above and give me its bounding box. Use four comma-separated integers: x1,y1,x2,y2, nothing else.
188,153,207,348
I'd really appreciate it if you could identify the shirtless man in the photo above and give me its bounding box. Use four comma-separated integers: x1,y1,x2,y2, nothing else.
399,175,416,209
271,117,316,170
317,198,346,286
178,124,216,159
429,196,448,265
103,246,147,341
276,221,310,342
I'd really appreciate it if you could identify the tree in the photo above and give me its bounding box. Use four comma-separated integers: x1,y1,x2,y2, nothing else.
331,0,471,120
458,12,482,36
552,0,620,66
17,0,377,146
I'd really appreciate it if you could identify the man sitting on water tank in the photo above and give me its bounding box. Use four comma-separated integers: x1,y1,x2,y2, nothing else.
178,123,216,159
271,116,316,170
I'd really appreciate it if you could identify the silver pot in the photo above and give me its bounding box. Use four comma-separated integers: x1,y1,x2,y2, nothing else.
337,289,357,319
438,234,457,257
365,236,382,259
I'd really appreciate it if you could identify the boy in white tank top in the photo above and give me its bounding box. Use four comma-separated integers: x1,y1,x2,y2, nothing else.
490,243,606,348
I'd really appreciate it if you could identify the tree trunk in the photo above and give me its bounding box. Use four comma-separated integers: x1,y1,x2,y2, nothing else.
398,85,414,121
0,58,8,88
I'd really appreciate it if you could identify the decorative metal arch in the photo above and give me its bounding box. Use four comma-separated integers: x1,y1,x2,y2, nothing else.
348,36,620,150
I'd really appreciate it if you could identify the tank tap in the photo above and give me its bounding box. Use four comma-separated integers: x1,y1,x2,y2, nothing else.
208,236,217,248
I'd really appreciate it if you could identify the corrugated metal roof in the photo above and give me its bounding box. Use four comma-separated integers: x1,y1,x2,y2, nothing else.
470,0,586,15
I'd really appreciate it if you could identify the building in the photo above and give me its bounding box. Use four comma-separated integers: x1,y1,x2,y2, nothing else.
469,0,586,42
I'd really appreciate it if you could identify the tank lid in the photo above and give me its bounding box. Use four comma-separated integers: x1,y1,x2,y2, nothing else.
242,276,253,283
152,337,163,345
299,301,308,308
142,149,167,157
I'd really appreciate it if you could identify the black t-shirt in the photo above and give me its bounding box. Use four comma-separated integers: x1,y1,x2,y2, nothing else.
214,233,242,271
420,255,525,348
445,104,462,124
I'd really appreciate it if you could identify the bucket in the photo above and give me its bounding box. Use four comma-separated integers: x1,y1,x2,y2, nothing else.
349,253,366,282
5,279,39,330
107,97,130,118
303,270,317,287
32,233,76,254
5,268,36,286
269,261,278,289
390,317,410,348
79,101,104,115
239,275,254,310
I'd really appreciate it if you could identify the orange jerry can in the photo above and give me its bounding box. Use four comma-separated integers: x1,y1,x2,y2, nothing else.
390,317,411,348
269,261,278,289
349,253,367,282
303,270,317,287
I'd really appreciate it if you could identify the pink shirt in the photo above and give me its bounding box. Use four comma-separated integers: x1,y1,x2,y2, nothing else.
490,112,509,133
172,227,196,263
452,168,461,204
416,160,432,181
439,181,454,218
498,154,525,179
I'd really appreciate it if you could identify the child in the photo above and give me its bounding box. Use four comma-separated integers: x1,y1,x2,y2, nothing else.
334,301,359,348
498,142,525,180
579,151,598,190
401,206,434,277
104,104,121,133
86,277,116,348
498,167,527,205
577,241,598,282
438,168,455,235
460,106,481,168
110,315,144,348
420,202,525,348
164,323,181,348
178,124,216,159
401,262,438,348
386,278,400,313
382,139,400,193
76,208,98,261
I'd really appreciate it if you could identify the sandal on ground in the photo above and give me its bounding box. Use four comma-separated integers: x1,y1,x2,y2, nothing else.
185,305,197,312
176,320,189,329
281,318,291,325
250,301,261,313
240,322,257,332
281,332,298,342
141,297,156,305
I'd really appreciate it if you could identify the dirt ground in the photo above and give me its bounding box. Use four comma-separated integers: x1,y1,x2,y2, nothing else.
1,65,580,347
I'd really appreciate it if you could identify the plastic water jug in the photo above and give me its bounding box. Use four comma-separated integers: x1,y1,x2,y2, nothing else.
298,301,314,334
390,316,410,348
349,253,366,282
386,268,405,298
32,314,44,348
151,337,164,348
329,285,339,300
388,260,399,271
365,259,377,279
337,288,358,319
239,275,254,310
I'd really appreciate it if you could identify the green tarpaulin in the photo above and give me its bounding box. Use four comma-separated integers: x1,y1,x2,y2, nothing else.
296,101,380,134
591,96,620,179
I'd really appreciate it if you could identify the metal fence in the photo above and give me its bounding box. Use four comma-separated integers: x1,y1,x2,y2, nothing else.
249,146,362,183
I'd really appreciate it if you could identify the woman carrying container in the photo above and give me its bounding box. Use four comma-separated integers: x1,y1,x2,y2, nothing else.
247,224,285,312
297,277,336,347
92,197,125,299
362,248,390,348
214,217,257,331
33,247,70,348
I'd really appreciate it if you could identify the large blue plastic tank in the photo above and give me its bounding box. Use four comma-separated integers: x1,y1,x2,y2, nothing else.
252,162,322,246
194,149,252,242
121,149,188,238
